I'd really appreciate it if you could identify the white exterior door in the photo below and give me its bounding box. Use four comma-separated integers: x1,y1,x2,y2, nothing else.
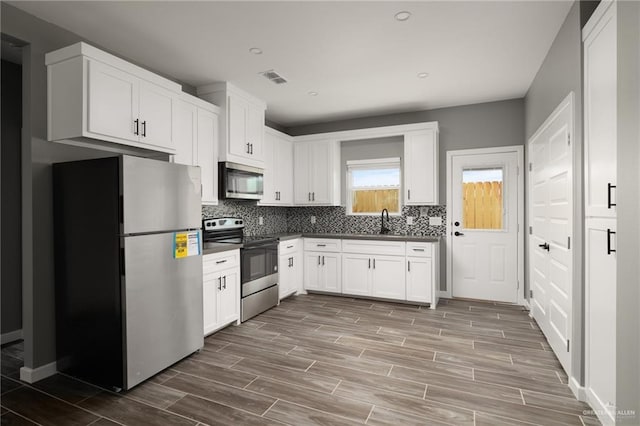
528,94,574,374
450,151,519,303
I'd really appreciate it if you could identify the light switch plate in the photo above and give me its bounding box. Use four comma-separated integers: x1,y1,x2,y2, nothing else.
406,216,414,225
419,207,429,217
429,216,443,226
310,216,316,224
259,216,264,225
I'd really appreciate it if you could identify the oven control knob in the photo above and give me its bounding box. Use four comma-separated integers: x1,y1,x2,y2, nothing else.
235,220,241,225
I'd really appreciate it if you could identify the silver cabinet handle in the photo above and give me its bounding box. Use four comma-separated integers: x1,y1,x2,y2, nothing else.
286,245,294,249
217,277,222,290
141,121,146,137
250,143,254,154
308,192,311,201
134,119,139,135
312,192,315,201
317,244,326,247
246,142,250,153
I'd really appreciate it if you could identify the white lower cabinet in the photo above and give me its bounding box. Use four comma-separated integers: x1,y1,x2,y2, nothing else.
279,239,303,300
203,249,240,336
305,238,439,307
304,251,341,293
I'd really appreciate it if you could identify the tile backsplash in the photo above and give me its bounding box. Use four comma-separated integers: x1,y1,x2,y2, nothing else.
203,201,446,237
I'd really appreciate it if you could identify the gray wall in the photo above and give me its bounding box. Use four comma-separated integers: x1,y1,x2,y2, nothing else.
340,136,403,206
288,98,525,294
523,1,584,387
1,59,23,335
615,1,640,421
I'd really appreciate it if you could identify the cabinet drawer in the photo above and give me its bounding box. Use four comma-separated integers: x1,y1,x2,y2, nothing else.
279,238,301,255
203,249,240,275
304,238,341,252
406,242,433,257
342,239,405,256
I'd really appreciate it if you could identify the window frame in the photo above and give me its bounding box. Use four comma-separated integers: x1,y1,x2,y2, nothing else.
346,157,402,216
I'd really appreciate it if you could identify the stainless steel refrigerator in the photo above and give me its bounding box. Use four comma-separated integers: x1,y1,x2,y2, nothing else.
53,155,204,391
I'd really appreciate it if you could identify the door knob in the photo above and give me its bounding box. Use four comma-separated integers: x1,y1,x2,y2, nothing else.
538,242,550,251
454,231,464,236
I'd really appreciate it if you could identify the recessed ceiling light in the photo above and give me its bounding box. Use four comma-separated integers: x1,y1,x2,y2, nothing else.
417,72,429,79
308,91,318,96
249,47,263,55
395,11,411,22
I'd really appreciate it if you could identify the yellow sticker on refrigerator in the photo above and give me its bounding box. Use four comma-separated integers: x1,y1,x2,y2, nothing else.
174,231,201,258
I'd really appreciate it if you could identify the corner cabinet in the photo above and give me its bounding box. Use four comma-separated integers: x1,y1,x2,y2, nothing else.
260,128,294,206
46,42,181,154
203,249,240,336
293,139,341,205
173,93,220,205
404,129,439,205
197,82,266,168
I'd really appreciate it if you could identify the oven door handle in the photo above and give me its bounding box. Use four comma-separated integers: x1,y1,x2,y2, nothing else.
243,243,277,250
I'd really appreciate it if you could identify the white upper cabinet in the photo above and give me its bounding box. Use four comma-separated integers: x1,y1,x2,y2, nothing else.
260,128,293,206
293,138,341,205
172,93,220,205
404,129,439,205
197,82,266,168
583,2,617,219
46,42,182,155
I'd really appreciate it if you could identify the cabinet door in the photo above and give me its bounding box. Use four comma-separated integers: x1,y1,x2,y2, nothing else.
278,254,292,299
304,252,322,290
172,99,197,165
585,217,617,421
371,256,405,300
310,141,331,204
203,273,219,335
87,59,139,143
217,269,239,325
406,256,433,303
584,7,617,218
404,130,437,205
294,143,312,204
138,81,174,151
292,251,304,295
321,253,342,293
197,108,218,204
342,254,371,296
227,94,250,158
247,104,264,161
261,132,277,204
276,137,294,204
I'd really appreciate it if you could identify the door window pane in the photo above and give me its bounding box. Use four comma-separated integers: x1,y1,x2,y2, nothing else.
462,168,503,230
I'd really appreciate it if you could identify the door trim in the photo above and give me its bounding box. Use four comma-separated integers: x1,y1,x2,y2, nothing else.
445,146,525,305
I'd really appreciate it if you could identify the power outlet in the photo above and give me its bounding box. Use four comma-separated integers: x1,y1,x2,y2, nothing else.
258,216,264,225
406,216,414,225
419,207,429,217
310,216,317,224
429,216,443,226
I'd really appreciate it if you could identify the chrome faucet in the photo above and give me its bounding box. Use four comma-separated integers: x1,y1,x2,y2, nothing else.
380,209,390,234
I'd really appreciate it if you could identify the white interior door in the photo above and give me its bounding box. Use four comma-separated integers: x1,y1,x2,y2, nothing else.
528,95,573,374
450,151,519,303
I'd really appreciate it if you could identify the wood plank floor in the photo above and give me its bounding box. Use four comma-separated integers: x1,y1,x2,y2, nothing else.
1,294,600,425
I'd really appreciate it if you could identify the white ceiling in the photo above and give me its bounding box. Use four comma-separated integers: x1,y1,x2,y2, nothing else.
10,1,573,127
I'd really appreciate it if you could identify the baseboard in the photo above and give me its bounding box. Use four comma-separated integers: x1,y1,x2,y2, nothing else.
522,299,531,310
1,329,23,345
569,376,587,401
19,361,57,383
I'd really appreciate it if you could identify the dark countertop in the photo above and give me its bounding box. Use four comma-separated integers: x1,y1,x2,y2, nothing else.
265,232,441,243
202,242,243,255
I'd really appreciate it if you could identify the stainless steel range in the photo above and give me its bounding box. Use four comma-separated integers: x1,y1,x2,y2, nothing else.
203,218,279,322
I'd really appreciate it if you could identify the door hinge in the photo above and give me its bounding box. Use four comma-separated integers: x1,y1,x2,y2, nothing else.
529,163,532,172
529,226,533,235
567,339,570,352
567,236,571,249
529,289,533,298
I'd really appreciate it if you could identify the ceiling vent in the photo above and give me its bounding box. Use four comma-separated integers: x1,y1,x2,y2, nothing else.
260,69,288,85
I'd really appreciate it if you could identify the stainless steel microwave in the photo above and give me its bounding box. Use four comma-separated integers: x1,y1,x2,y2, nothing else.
219,162,264,200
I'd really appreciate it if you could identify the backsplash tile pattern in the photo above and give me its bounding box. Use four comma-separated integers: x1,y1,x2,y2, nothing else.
202,200,288,235
203,201,446,237
286,205,447,236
